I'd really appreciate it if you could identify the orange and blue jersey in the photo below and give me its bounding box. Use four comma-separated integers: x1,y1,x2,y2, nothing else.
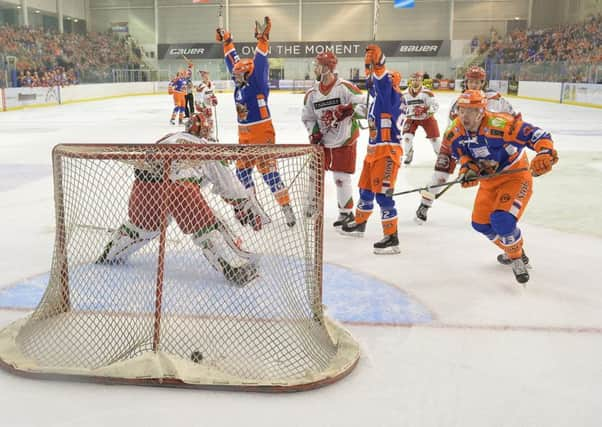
223,39,271,126
447,112,554,173
366,68,404,162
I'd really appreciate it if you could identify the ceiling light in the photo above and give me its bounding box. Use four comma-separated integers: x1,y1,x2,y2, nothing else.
35,10,41,14
73,19,78,22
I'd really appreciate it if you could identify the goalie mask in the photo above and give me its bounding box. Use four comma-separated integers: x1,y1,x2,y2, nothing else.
233,59,254,87
313,51,337,81
186,113,211,139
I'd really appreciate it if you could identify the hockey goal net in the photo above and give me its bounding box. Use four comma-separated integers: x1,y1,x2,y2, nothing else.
0,141,359,391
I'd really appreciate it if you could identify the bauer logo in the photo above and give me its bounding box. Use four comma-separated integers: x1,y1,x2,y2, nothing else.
397,41,443,57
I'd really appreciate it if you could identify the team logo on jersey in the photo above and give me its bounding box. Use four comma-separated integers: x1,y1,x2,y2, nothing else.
321,109,338,130
531,128,546,142
488,116,507,128
236,103,249,121
470,146,490,158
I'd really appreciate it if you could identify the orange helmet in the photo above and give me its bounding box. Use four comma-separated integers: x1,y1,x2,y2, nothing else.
465,65,486,81
315,51,337,72
233,59,254,77
456,90,487,109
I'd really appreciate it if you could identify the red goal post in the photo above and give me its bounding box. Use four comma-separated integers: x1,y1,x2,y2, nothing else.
0,142,359,391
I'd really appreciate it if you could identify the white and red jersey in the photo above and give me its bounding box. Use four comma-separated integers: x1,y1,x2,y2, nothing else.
403,86,439,120
196,80,217,108
301,78,366,149
449,89,515,121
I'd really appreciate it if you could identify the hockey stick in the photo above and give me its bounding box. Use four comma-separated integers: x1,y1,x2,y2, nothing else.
213,2,224,142
392,167,529,198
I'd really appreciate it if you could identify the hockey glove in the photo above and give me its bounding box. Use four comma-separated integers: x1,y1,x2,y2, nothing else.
233,200,263,231
459,161,481,188
215,28,232,44
254,16,271,41
364,44,386,76
334,103,354,122
309,131,323,145
210,95,218,106
530,148,558,177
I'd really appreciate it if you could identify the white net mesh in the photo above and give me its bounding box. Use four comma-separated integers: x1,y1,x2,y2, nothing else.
0,139,359,391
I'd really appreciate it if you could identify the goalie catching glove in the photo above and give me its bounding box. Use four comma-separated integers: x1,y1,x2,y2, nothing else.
254,16,271,41
459,160,481,188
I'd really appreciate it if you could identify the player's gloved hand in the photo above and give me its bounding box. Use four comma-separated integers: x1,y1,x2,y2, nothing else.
459,161,481,188
364,44,385,67
530,148,558,177
233,200,262,231
254,16,271,41
334,103,354,122
309,131,323,145
210,95,218,106
215,28,232,43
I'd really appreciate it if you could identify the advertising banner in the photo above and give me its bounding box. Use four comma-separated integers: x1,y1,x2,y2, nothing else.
158,40,450,60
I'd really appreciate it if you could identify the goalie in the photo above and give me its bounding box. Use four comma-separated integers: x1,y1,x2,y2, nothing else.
96,123,265,287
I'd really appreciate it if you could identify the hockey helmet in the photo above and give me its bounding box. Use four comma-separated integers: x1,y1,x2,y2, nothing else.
233,59,254,84
456,90,487,109
315,51,338,72
186,113,211,138
465,65,486,81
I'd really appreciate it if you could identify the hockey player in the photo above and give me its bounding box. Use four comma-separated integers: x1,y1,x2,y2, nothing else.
339,44,404,254
401,71,440,165
301,51,366,228
168,70,187,125
96,129,264,287
415,65,517,223
448,90,558,284
195,70,219,141
216,16,296,227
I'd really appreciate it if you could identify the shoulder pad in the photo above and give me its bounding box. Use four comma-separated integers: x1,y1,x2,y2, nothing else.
422,89,435,97
484,89,501,100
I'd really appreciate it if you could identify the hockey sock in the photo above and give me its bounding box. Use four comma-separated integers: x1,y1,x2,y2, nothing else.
376,193,397,235
262,171,291,206
430,138,441,154
236,167,255,189
355,189,375,224
333,172,353,213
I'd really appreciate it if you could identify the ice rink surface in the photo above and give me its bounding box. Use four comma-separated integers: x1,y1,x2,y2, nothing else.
0,91,601,426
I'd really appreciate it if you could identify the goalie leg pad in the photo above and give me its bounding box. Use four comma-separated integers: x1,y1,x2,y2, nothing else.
192,223,258,287
96,221,159,264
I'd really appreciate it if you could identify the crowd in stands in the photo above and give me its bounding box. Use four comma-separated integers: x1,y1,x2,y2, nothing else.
0,24,144,86
474,14,601,82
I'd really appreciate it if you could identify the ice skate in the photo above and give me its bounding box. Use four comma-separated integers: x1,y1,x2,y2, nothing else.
403,148,414,165
282,204,296,227
497,250,530,267
333,212,354,229
414,203,430,224
219,259,258,287
373,232,400,255
339,220,366,237
511,257,530,285
169,118,176,125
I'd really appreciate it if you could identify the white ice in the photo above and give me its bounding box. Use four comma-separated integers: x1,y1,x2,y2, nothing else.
0,91,601,427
